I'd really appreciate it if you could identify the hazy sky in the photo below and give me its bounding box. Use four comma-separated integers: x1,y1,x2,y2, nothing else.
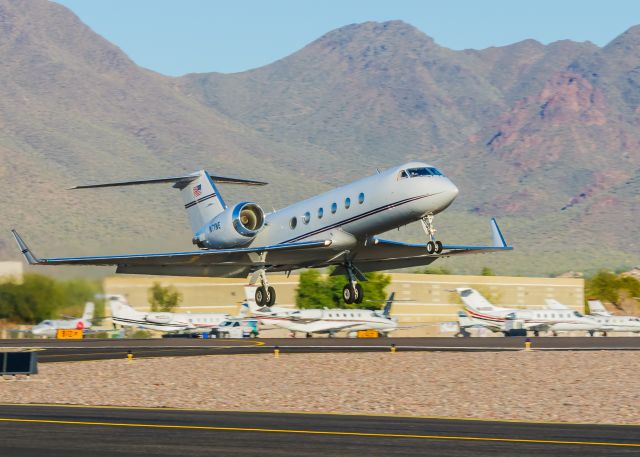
56,0,640,76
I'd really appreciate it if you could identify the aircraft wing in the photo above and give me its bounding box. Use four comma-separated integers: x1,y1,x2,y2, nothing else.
11,230,333,278
346,218,512,273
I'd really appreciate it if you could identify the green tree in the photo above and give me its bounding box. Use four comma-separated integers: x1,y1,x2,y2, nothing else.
148,282,182,312
296,268,391,310
296,269,331,309
0,274,66,323
481,267,495,276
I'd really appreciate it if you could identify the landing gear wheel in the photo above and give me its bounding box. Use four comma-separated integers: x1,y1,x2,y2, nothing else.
435,241,443,254
426,241,436,254
354,283,364,304
342,284,356,304
533,330,539,337
266,286,276,307
255,286,267,307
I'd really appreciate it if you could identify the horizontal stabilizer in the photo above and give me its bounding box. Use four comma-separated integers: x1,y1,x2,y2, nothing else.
69,172,267,190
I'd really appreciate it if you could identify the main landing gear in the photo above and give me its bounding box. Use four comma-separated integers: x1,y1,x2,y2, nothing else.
421,213,443,255
252,269,276,307
342,262,364,305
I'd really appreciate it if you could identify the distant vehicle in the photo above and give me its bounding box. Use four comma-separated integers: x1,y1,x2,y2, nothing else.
108,295,229,334
457,288,599,336
546,299,640,336
216,318,259,338
27,302,95,338
247,286,398,337
12,163,511,309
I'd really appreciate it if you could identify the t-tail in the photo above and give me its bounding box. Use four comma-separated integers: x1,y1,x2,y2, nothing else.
456,288,501,313
382,292,395,318
69,170,267,248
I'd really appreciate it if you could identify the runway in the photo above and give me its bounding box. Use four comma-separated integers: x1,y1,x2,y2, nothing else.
1,337,639,362
0,404,638,456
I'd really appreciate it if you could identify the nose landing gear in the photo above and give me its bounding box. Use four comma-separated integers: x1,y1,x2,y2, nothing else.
421,214,443,254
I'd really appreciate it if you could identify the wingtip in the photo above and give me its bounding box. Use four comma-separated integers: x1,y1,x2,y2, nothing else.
10,229,40,265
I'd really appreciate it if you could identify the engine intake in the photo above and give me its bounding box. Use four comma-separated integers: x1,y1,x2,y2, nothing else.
194,202,265,249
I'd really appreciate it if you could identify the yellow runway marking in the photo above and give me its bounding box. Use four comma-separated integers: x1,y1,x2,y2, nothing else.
0,418,638,447
2,403,639,427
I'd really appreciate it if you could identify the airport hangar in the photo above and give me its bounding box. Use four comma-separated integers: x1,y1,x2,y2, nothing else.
104,273,584,336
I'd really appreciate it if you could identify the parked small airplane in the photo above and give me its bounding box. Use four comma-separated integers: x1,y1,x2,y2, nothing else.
27,302,95,337
108,295,230,333
457,288,599,336
247,286,398,337
12,163,511,307
546,299,640,336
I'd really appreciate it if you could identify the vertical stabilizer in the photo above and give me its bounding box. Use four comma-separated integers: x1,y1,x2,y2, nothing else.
176,170,227,233
109,297,145,322
588,300,612,316
456,288,499,312
382,292,395,317
82,302,95,321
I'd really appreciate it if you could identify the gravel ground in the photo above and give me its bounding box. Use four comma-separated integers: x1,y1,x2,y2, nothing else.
1,351,638,424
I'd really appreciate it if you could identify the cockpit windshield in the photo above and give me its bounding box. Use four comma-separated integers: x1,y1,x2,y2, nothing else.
406,167,443,178
573,311,584,318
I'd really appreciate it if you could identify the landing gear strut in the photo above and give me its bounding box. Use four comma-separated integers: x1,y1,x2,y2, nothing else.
342,262,364,305
421,213,443,254
252,269,276,307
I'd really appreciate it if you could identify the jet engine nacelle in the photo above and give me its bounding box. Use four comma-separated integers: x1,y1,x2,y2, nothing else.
146,313,172,324
193,202,265,249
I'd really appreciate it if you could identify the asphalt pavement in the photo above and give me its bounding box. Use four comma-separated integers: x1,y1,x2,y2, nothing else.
0,404,638,456
1,337,640,362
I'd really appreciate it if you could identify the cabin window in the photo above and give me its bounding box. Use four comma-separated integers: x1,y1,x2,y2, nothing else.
331,202,337,214
345,197,351,209
358,192,365,204
318,207,324,219
303,211,311,224
290,217,297,229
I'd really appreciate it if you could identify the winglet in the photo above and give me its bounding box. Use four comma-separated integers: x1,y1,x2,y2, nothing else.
11,230,41,265
490,218,508,248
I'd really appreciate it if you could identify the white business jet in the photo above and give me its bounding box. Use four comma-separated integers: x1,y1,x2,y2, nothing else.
247,286,398,337
458,288,599,336
12,163,511,307
27,302,95,337
108,295,229,333
546,299,640,336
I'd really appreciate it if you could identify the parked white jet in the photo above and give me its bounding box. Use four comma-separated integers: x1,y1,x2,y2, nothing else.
247,287,398,337
458,288,599,336
108,296,229,333
12,163,511,307
28,302,95,337
546,299,640,336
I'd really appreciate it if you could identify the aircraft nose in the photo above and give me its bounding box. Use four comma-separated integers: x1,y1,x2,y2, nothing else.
445,180,459,201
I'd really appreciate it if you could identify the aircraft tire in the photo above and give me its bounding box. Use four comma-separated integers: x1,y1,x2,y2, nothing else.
435,241,443,254
342,284,355,304
426,241,436,254
266,286,276,307
255,286,267,306
354,283,364,304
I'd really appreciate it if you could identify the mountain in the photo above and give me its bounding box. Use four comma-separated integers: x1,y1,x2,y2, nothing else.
0,1,638,276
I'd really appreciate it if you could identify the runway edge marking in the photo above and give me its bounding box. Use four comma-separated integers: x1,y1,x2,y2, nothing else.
0,418,638,447
2,403,639,428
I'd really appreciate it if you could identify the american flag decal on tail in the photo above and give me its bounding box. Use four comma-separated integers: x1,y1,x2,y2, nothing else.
192,184,202,198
